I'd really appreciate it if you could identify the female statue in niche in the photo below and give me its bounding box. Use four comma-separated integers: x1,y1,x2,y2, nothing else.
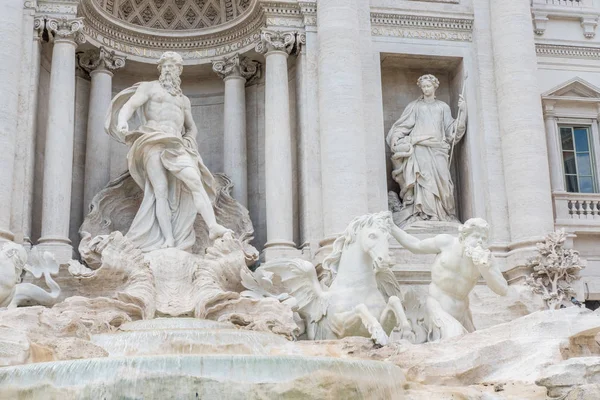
386,74,467,227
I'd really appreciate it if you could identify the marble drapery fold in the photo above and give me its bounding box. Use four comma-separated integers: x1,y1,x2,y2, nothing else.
386,97,461,226
105,84,216,252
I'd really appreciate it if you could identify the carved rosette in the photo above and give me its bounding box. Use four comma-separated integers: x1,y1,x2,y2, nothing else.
212,53,260,83
46,17,86,44
79,47,126,75
255,30,296,55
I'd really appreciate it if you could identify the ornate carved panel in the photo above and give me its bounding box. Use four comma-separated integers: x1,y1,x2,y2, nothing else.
99,0,252,29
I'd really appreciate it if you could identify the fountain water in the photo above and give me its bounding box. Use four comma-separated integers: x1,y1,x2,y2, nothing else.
0,318,406,399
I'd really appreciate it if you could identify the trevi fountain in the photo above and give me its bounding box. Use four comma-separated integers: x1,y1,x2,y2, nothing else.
1,0,600,399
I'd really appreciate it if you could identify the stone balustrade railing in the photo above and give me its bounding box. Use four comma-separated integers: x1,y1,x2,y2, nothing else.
554,192,600,232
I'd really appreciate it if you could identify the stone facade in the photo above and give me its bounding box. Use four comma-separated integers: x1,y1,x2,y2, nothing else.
2,0,600,300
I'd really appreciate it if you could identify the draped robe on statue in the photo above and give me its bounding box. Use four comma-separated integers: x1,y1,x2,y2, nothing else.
105,83,216,252
386,98,461,226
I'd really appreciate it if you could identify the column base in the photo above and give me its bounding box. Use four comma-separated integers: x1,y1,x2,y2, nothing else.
261,240,301,262
37,237,73,265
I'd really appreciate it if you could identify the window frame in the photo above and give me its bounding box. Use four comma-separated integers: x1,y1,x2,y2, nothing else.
558,124,598,193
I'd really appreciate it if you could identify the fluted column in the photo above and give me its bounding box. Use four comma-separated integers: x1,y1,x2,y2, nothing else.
317,0,369,243
256,30,297,260
542,101,565,193
490,0,554,263
212,53,259,207
38,17,85,263
80,47,125,216
11,12,44,246
0,0,26,243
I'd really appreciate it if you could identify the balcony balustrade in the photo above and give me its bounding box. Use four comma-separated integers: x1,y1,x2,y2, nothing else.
554,192,600,232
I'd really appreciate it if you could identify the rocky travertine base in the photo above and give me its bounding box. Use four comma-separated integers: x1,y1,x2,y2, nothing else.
1,307,599,398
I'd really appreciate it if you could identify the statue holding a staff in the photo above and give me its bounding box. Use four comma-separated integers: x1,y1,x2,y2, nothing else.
386,74,467,227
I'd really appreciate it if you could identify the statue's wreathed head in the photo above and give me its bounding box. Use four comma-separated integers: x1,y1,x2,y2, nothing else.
417,74,440,89
157,51,183,73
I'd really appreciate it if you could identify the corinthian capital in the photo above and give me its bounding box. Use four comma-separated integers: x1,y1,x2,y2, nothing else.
79,47,126,74
47,17,85,44
255,30,296,55
212,53,260,82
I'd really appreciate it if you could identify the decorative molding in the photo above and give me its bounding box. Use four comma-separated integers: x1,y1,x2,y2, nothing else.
255,29,296,54
47,17,86,44
295,31,306,54
581,16,598,38
79,46,126,74
532,12,549,35
531,1,600,39
211,52,259,81
79,0,314,64
298,1,316,27
37,0,79,16
370,12,473,42
80,0,266,63
97,0,252,30
33,16,45,40
536,43,600,59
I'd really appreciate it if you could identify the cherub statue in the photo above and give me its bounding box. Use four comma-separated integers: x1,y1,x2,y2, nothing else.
0,243,61,308
390,218,508,340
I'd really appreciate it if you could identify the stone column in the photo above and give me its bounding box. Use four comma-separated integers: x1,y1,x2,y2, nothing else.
79,47,125,216
11,13,44,246
295,28,324,257
490,0,554,263
256,30,298,260
212,53,259,207
542,101,565,193
0,0,26,243
38,17,85,263
317,0,369,245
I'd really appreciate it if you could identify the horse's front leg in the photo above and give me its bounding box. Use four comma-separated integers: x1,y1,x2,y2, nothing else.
330,304,389,346
380,296,415,342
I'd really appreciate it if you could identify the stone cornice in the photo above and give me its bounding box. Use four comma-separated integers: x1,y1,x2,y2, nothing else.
370,12,473,42
536,43,600,59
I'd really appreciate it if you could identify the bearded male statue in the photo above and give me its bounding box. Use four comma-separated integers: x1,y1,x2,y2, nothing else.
105,52,231,252
391,218,508,341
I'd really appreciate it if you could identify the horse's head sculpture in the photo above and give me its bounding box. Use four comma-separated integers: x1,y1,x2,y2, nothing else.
321,211,394,283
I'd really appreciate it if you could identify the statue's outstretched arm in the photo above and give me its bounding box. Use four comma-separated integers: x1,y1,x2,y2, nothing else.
477,256,508,296
390,224,442,255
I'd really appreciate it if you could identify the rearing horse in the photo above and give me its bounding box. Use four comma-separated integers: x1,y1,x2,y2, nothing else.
260,212,413,345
